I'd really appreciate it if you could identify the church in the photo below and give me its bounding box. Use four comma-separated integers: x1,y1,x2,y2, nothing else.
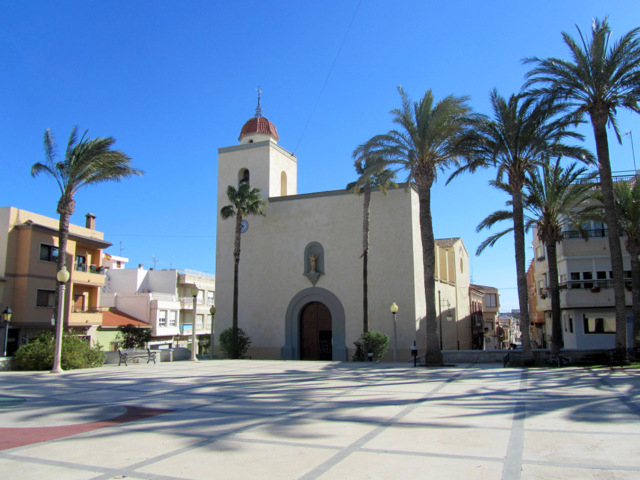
215,100,472,361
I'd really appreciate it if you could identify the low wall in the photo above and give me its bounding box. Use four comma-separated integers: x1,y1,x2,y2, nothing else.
442,348,611,365
104,347,192,365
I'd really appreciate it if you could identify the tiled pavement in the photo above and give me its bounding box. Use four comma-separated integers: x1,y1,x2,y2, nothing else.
0,360,638,479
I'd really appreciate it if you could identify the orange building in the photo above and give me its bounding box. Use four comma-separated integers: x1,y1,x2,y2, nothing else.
0,207,110,354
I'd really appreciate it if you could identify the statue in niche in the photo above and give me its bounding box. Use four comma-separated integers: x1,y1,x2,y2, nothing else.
309,253,319,273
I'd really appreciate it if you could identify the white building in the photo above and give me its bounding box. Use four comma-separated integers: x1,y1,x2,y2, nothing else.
101,266,215,350
530,210,635,350
214,102,475,361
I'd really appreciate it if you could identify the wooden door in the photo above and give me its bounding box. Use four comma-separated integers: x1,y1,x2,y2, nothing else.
300,302,332,360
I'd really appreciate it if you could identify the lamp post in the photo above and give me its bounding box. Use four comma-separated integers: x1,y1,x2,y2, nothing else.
2,307,13,357
209,304,216,360
51,266,70,374
190,284,199,362
623,130,637,172
390,302,398,362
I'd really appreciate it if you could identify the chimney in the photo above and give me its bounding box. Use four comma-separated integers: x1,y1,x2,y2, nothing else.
85,213,96,230
138,264,144,269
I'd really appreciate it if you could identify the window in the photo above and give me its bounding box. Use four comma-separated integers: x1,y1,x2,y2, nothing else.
39,244,59,263
281,171,287,196
535,245,545,261
207,291,215,305
570,272,581,289
76,255,87,271
168,311,177,327
583,315,615,334
569,317,573,333
36,289,56,307
158,310,167,327
582,272,593,289
239,168,250,185
485,294,497,308
196,314,204,328
596,271,607,280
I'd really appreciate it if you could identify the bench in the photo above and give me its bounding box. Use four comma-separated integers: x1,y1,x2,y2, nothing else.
117,348,157,366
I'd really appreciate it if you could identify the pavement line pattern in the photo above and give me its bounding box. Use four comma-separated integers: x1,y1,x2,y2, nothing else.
501,369,527,480
298,368,467,480
0,361,639,480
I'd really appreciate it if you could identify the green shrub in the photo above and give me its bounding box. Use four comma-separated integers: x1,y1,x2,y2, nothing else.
352,330,389,361
116,324,151,349
12,331,105,371
219,327,251,359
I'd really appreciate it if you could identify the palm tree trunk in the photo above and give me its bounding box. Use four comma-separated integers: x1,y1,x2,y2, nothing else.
416,177,442,365
362,186,371,333
547,240,562,356
511,188,534,361
232,215,242,358
628,242,640,349
591,112,628,353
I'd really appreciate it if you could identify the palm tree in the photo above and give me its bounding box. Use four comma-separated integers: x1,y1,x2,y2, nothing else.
476,162,596,357
524,17,640,353
31,126,142,373
220,182,266,358
593,180,640,349
523,161,597,356
357,87,474,365
449,91,592,361
347,152,397,334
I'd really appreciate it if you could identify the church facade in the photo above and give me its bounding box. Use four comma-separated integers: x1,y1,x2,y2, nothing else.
215,105,472,361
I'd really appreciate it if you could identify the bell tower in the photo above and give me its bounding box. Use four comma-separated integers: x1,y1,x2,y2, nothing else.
216,91,297,204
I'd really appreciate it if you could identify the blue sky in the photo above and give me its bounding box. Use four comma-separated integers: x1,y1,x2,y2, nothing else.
2,1,639,311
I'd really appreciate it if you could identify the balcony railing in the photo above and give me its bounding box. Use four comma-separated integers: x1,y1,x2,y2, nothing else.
559,280,632,290
75,264,107,274
72,307,101,314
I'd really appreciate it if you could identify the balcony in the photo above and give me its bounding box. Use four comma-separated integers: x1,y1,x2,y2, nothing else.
73,265,106,287
559,280,632,308
69,308,102,326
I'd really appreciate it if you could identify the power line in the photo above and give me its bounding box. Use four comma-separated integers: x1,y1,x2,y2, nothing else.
292,0,362,154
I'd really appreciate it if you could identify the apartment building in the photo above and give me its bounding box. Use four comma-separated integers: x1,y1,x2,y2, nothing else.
0,207,110,354
470,284,501,349
100,266,215,350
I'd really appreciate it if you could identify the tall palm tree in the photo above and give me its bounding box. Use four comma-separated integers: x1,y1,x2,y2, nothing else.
347,152,397,334
32,127,143,279
220,182,266,358
524,17,640,353
476,162,596,357
31,126,142,373
523,161,597,356
358,87,474,365
593,180,640,349
449,91,592,361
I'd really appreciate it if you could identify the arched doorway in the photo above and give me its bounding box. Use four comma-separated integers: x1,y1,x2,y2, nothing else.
300,302,332,360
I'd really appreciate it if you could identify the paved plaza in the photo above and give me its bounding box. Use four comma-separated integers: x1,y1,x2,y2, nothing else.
0,360,639,480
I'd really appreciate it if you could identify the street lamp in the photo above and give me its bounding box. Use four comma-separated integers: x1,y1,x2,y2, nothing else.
623,130,637,172
209,304,216,360
51,266,70,374
390,302,398,362
2,307,13,357
190,284,199,362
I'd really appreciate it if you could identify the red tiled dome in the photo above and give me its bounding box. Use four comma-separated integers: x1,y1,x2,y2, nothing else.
239,116,279,142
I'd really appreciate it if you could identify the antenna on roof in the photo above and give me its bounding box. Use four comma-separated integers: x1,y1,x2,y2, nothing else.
255,85,263,118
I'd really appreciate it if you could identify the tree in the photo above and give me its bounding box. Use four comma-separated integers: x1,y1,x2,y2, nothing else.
347,152,396,334
117,324,152,349
480,161,597,356
220,182,266,358
357,87,475,365
524,17,640,353
449,91,592,362
594,180,640,349
31,126,142,372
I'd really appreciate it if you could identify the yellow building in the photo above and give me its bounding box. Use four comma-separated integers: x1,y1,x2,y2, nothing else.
0,207,110,354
